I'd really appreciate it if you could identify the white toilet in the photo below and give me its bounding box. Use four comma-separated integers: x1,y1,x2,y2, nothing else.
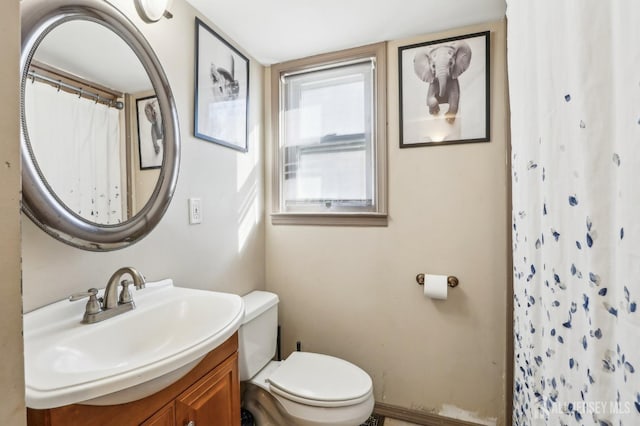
239,291,374,426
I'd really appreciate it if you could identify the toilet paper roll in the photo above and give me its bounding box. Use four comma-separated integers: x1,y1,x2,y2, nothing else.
424,274,448,300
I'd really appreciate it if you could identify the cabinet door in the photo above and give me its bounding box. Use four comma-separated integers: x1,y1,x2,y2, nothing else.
175,352,240,426
140,403,175,426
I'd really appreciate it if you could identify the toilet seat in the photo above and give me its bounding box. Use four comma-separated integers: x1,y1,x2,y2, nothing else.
267,352,373,408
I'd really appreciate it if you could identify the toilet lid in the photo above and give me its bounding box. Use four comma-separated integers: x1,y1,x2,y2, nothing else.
267,352,372,408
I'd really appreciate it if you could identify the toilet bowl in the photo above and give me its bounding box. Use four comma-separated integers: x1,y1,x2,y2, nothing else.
239,291,374,426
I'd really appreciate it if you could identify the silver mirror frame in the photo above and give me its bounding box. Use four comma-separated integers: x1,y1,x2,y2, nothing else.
20,0,180,251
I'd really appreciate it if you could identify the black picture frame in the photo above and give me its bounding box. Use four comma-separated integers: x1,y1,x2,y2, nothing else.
136,95,163,170
194,18,249,152
398,31,490,148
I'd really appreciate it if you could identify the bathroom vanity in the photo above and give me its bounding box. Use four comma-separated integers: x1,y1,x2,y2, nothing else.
23,280,245,426
27,333,241,426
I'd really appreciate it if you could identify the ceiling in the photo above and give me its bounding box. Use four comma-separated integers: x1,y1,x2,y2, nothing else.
184,0,506,65
36,20,151,94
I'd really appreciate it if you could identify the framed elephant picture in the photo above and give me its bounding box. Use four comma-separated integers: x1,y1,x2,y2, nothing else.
136,95,163,170
399,31,490,148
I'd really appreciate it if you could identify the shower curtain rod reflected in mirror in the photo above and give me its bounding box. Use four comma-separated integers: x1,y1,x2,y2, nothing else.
26,69,124,110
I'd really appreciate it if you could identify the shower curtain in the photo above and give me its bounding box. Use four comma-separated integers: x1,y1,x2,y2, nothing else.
508,1,640,424
25,81,123,224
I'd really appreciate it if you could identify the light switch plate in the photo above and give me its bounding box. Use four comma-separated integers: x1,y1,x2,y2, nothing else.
188,198,202,224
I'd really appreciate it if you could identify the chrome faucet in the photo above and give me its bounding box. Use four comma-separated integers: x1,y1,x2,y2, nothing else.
103,266,146,309
69,267,146,324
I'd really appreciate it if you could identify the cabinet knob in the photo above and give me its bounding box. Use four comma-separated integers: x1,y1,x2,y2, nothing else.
185,421,195,426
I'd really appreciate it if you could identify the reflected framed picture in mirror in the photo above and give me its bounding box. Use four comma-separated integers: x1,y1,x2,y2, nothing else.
194,18,249,152
136,95,164,169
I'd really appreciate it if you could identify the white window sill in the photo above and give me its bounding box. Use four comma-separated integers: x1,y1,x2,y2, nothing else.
270,212,388,227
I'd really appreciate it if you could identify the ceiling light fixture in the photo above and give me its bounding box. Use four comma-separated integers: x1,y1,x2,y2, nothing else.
134,0,172,23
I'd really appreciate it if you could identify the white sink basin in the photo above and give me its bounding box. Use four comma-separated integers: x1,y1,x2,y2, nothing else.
24,279,244,409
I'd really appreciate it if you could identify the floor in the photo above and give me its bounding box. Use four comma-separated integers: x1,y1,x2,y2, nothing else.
384,420,421,426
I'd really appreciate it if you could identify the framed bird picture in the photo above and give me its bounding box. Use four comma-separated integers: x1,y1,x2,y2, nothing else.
194,18,249,152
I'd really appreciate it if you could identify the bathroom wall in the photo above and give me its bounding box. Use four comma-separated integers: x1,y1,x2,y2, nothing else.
0,0,26,424
21,0,265,311
265,21,510,425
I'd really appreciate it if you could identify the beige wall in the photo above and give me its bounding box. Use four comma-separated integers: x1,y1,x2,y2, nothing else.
265,21,509,425
21,0,266,312
0,0,26,424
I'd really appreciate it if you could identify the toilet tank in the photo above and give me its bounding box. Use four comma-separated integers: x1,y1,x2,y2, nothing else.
238,291,279,381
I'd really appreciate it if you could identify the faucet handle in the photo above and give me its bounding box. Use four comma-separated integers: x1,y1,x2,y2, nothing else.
69,288,101,315
119,280,133,304
69,288,98,302
136,273,146,290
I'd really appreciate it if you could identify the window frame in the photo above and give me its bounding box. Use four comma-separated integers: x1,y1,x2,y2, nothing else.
270,42,388,226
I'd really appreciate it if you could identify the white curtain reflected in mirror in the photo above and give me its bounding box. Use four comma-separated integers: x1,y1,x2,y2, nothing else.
23,19,160,226
24,81,124,224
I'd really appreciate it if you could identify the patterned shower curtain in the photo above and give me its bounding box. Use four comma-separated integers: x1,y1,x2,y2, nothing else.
508,1,640,425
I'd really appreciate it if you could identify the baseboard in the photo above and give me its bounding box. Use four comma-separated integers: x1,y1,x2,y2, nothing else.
374,402,486,426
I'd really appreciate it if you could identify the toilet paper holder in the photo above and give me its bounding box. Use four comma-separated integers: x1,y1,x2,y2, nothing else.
416,273,459,288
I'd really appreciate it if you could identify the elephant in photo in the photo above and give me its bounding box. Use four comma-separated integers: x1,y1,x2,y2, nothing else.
413,41,472,124
143,100,163,155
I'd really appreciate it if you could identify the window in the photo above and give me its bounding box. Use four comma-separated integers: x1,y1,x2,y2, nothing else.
271,43,387,226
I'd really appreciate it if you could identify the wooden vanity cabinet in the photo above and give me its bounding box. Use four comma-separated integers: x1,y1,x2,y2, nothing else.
175,353,239,426
139,404,175,426
27,333,241,426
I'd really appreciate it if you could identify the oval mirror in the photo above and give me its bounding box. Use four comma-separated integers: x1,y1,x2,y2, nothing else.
20,0,180,251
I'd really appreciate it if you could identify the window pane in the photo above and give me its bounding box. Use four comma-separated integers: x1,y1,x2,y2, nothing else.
298,78,365,139
281,60,374,212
